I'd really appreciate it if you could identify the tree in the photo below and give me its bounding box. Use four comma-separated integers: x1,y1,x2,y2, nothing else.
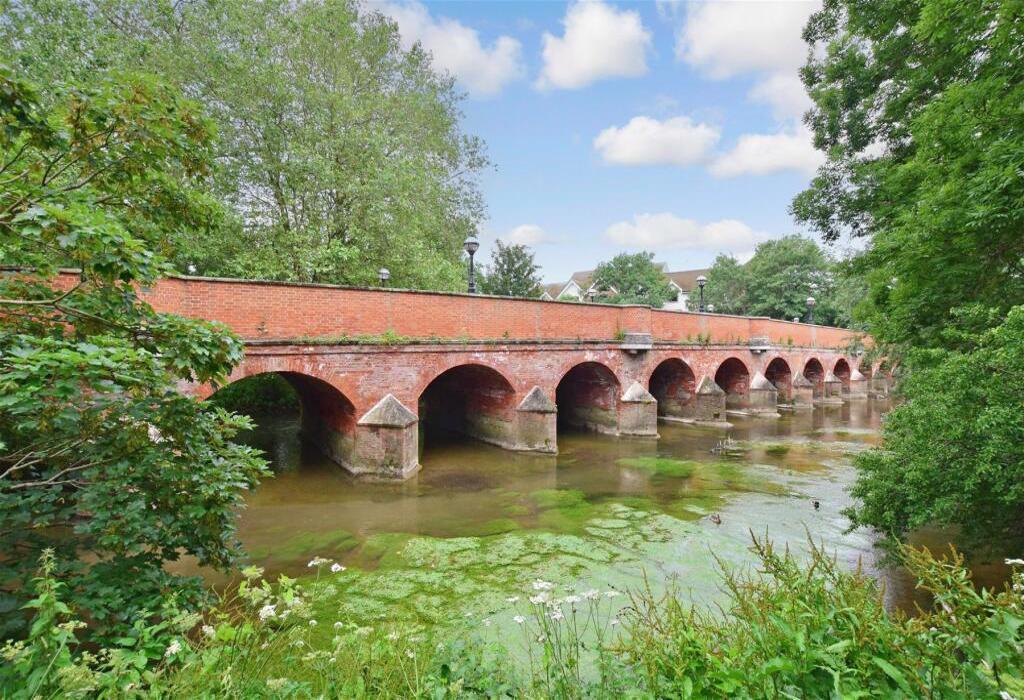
591,252,676,308
704,237,846,325
847,308,1024,542
793,0,1024,350
3,0,490,291
478,241,543,297
0,68,268,641
795,0,1024,544
703,254,749,316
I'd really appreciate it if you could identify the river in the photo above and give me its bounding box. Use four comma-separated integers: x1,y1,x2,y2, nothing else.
180,399,1009,637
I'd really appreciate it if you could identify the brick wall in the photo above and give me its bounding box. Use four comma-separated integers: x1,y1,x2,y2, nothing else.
50,271,861,348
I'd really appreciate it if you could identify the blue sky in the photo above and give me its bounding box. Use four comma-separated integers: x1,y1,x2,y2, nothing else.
373,0,826,283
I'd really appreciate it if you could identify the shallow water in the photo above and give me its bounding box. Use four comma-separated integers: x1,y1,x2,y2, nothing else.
178,399,1009,635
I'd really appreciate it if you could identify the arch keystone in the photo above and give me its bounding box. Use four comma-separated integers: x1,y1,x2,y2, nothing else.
358,394,417,428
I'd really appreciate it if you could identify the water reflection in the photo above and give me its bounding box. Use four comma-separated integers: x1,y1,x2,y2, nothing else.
184,399,1008,617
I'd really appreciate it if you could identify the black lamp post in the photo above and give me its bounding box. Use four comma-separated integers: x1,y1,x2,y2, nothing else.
696,274,707,312
463,235,479,294
378,267,390,287
806,296,816,324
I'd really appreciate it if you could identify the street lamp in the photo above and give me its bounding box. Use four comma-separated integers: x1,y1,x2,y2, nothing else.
806,296,816,324
378,268,390,287
696,274,708,312
586,289,596,303
463,235,480,294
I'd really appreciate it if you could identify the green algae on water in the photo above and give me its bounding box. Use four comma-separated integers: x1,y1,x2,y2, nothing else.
617,456,698,478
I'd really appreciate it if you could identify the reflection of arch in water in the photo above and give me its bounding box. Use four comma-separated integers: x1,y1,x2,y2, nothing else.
715,357,751,410
556,362,621,434
648,358,697,420
209,371,357,468
418,364,517,450
764,357,793,401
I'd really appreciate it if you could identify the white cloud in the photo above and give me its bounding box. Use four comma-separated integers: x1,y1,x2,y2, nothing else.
748,73,814,121
676,1,819,79
376,1,524,97
504,224,548,246
537,1,651,90
594,116,720,166
605,214,771,259
710,126,824,178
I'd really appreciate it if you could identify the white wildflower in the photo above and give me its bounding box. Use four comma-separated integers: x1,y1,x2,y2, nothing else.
505,596,519,603
334,621,344,630
406,649,416,659
388,631,400,641
604,590,621,599
164,640,182,657
583,589,600,600
513,615,525,624
330,563,345,573
548,609,563,621
529,594,548,605
563,595,581,605
482,618,492,627
201,625,216,638
307,557,332,568
309,619,317,627
258,604,277,621
610,618,620,626
532,579,555,591
1005,558,1024,566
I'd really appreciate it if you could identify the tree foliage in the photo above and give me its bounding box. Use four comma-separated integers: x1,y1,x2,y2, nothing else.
704,236,858,326
848,307,1024,542
3,0,490,291
591,252,676,308
794,0,1024,349
478,241,543,297
0,67,267,640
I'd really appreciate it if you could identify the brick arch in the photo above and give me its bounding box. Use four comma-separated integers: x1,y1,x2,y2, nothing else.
648,358,696,419
803,357,825,397
556,361,621,434
209,370,357,467
764,356,793,401
418,363,518,450
714,357,751,410
833,358,851,389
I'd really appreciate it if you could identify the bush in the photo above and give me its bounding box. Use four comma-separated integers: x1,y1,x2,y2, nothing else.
6,539,1023,698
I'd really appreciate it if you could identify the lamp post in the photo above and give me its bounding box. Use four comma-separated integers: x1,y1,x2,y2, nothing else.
378,268,390,287
696,274,707,312
806,296,816,324
463,235,479,294
586,289,596,303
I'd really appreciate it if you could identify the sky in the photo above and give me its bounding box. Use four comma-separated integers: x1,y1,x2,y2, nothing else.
371,0,827,283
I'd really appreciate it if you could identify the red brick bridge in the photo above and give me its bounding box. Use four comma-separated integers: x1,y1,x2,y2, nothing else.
140,275,890,479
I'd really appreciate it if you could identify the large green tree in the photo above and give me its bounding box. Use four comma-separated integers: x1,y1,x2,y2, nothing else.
591,252,676,308
478,241,543,297
2,0,489,290
704,236,856,326
795,0,1024,542
0,68,267,640
793,0,1024,350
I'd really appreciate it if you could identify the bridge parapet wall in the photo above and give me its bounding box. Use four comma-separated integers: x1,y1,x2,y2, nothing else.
89,272,862,349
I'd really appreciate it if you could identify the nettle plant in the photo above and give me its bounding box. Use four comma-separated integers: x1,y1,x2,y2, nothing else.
0,66,268,641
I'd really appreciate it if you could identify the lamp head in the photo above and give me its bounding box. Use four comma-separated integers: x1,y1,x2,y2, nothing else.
463,235,480,255
806,296,816,307
379,267,390,282
696,274,707,289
